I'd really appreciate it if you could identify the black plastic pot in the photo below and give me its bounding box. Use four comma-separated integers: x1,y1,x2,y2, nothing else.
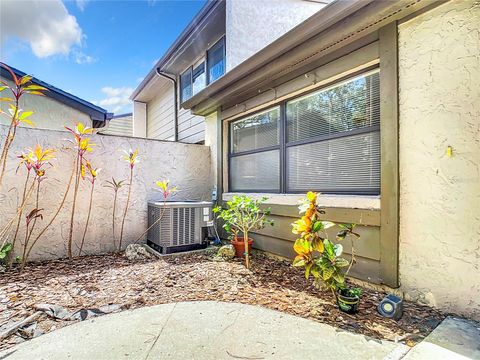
336,289,360,314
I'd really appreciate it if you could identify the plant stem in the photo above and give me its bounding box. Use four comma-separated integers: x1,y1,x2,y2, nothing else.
78,181,95,256
0,178,36,245
244,229,250,269
0,97,18,187
345,237,356,277
118,167,133,252
23,180,41,253
67,154,81,258
25,156,76,264
112,190,118,249
133,199,167,244
8,171,31,267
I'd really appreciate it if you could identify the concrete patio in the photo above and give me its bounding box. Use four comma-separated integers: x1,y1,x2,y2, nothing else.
1,301,410,360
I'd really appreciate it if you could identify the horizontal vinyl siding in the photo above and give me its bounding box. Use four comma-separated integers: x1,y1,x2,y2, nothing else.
147,87,175,140
102,115,133,137
178,107,205,143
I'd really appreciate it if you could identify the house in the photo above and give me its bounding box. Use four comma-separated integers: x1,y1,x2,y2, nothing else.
0,64,113,130
133,0,480,320
100,113,133,137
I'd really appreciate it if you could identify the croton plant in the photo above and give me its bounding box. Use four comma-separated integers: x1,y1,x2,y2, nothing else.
292,192,360,297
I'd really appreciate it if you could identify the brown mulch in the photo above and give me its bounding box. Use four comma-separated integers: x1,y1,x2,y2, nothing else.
0,251,445,350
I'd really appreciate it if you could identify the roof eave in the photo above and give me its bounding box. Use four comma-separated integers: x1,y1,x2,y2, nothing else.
130,0,222,101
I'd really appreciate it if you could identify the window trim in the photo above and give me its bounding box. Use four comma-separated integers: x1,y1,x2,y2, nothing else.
206,36,226,85
227,68,381,195
179,35,226,105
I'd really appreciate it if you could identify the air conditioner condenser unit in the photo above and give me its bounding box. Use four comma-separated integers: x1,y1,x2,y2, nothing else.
147,201,212,255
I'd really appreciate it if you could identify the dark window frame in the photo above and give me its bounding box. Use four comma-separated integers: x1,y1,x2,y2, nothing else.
179,36,226,105
228,68,381,195
206,36,226,85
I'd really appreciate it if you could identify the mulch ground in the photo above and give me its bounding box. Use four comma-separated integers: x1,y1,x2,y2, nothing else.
0,250,445,350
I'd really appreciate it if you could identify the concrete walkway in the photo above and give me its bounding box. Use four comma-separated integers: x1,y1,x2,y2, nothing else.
0,301,409,360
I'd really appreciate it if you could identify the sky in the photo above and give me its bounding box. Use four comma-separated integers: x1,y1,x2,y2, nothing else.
0,0,207,114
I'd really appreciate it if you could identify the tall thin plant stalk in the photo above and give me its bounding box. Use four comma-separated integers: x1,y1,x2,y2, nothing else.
118,149,138,252
119,167,133,252
104,178,126,250
24,162,75,265
8,169,31,267
0,63,47,186
133,180,177,244
78,161,100,256
67,155,81,258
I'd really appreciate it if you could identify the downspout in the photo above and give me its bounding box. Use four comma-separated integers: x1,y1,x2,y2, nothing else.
155,68,178,142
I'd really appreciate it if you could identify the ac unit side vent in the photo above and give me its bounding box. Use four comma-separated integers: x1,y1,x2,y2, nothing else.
147,201,212,255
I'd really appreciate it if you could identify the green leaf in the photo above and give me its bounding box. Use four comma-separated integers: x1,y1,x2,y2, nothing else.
305,263,312,279
312,221,323,232
323,267,334,280
292,257,306,267
332,271,345,284
335,258,349,267
19,111,34,120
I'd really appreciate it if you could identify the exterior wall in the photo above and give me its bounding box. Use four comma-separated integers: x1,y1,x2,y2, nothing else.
0,77,92,131
102,114,133,137
398,0,480,320
145,82,205,143
146,83,175,140
0,125,211,261
225,0,326,71
178,107,205,143
133,101,147,138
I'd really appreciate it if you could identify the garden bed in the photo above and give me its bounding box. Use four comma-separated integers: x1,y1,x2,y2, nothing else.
0,251,445,350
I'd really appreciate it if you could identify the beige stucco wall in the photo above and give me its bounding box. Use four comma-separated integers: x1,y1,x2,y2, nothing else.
0,124,211,261
0,77,92,131
398,0,480,320
225,0,326,71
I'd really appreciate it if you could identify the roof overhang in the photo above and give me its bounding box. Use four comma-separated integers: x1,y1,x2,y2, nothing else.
182,0,446,116
0,64,113,125
131,0,226,102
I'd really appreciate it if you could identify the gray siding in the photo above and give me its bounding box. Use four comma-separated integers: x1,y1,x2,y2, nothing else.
178,107,205,143
102,114,133,137
146,84,175,140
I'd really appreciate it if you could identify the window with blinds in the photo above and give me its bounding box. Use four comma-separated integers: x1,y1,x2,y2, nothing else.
229,108,280,192
228,70,380,195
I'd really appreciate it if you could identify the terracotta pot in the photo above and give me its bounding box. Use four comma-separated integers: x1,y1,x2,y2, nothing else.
231,237,253,258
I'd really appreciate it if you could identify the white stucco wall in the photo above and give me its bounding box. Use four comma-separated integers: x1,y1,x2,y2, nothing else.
225,0,326,71
398,0,480,320
0,77,92,131
0,125,211,261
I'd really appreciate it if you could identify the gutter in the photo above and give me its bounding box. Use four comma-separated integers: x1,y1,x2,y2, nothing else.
182,0,441,115
155,68,178,141
130,0,221,101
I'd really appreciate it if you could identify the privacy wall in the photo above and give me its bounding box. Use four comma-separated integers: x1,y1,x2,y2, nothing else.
398,0,480,320
0,125,211,261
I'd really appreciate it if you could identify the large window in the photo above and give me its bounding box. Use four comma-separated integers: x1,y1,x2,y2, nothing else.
207,37,225,84
180,37,225,103
228,70,380,195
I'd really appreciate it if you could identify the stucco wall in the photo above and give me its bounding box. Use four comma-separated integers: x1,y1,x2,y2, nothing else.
398,0,480,320
0,125,211,261
0,77,92,131
225,0,325,71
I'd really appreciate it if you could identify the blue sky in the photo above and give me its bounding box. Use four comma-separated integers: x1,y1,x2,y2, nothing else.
0,0,207,114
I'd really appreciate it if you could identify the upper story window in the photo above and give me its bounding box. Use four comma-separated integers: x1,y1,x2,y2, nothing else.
207,37,225,84
192,61,206,95
228,70,381,195
180,68,192,103
179,37,226,104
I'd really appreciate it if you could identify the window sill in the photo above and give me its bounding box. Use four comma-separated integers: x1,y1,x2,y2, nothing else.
222,192,380,211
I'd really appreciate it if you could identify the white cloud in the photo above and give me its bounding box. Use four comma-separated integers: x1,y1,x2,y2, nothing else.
75,0,89,11
95,86,134,114
73,50,96,64
1,0,83,58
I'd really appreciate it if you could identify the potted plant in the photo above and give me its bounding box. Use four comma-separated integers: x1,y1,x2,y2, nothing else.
292,192,362,313
213,195,273,268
